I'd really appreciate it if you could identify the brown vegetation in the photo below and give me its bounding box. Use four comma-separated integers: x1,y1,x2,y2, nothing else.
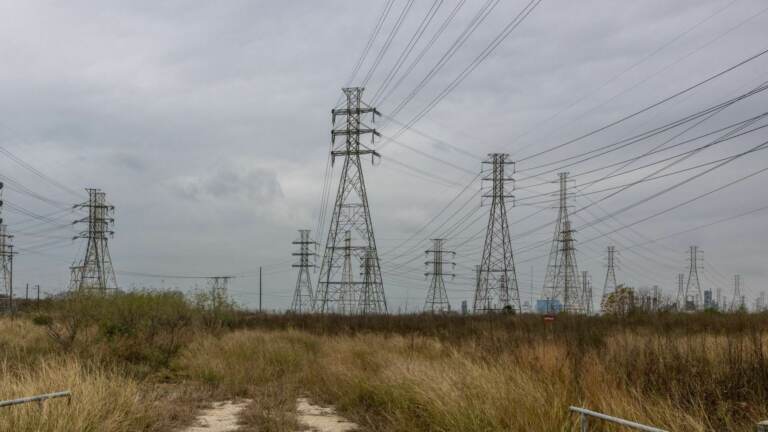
0,292,766,431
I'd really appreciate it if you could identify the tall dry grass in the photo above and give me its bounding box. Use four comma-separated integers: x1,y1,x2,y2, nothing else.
175,325,768,432
0,356,160,431
3,292,767,431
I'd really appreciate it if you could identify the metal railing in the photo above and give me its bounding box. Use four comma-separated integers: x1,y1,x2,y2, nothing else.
569,406,668,432
0,391,71,409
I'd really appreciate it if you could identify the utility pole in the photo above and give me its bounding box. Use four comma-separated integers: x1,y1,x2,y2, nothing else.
474,153,521,313
683,246,702,311
259,267,263,313
424,238,455,313
542,173,584,313
315,87,386,314
25,283,28,302
602,246,618,303
291,230,316,313
71,188,117,294
36,284,40,311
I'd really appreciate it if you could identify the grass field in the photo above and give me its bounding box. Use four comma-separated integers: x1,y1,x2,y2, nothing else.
1,291,767,431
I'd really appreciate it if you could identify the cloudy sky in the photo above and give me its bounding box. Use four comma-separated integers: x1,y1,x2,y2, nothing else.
1,0,766,311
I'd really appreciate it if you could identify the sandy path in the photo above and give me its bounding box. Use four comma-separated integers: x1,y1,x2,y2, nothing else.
296,398,358,432
184,400,252,432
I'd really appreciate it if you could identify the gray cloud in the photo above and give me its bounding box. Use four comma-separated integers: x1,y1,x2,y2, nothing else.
0,0,766,311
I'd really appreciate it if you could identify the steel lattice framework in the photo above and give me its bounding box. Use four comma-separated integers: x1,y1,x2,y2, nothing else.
424,238,454,313
315,87,386,314
473,153,521,313
542,173,585,314
682,246,702,311
0,182,14,313
70,188,117,294
601,245,618,303
291,229,316,313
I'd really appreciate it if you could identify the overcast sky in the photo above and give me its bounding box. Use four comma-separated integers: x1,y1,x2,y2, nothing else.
1,0,767,312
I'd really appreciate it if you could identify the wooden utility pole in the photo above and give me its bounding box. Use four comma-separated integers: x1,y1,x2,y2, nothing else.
259,266,262,312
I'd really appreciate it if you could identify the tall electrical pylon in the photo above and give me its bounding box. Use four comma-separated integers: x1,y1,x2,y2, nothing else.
730,274,744,311
473,153,521,313
602,245,618,299
71,188,117,293
542,173,584,313
208,276,232,310
424,238,454,313
290,229,316,313
675,273,685,310
683,246,702,311
0,182,15,313
315,88,386,314
582,271,592,314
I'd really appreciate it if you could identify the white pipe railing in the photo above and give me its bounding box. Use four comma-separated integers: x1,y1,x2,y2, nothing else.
569,406,668,432
0,390,71,408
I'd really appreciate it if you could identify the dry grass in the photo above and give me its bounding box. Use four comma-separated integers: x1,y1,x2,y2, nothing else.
0,356,157,431
2,294,767,431
172,325,768,431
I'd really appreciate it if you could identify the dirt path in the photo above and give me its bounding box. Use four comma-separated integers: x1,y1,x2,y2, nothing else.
295,398,358,432
183,400,252,432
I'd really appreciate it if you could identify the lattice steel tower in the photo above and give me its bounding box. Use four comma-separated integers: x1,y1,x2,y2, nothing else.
208,276,232,310
315,88,386,314
582,271,592,315
424,238,454,313
473,153,520,313
291,229,316,313
683,246,702,311
0,182,14,313
730,274,744,311
602,245,618,301
542,173,584,313
71,188,117,293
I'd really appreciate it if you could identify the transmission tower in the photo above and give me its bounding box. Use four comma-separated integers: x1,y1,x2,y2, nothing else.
70,188,117,294
473,154,520,313
291,229,316,314
582,271,592,315
424,238,455,313
0,182,15,314
683,246,702,311
542,173,584,313
315,87,386,314
730,274,744,311
602,245,618,300
208,276,232,310
675,273,684,310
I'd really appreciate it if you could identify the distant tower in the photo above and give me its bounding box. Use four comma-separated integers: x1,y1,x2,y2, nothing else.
208,276,232,310
315,88,386,314
424,238,454,313
71,188,117,293
291,229,316,313
683,246,702,311
602,246,618,300
582,271,592,314
542,173,584,313
676,273,685,310
0,182,14,313
473,153,521,313
730,274,743,311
